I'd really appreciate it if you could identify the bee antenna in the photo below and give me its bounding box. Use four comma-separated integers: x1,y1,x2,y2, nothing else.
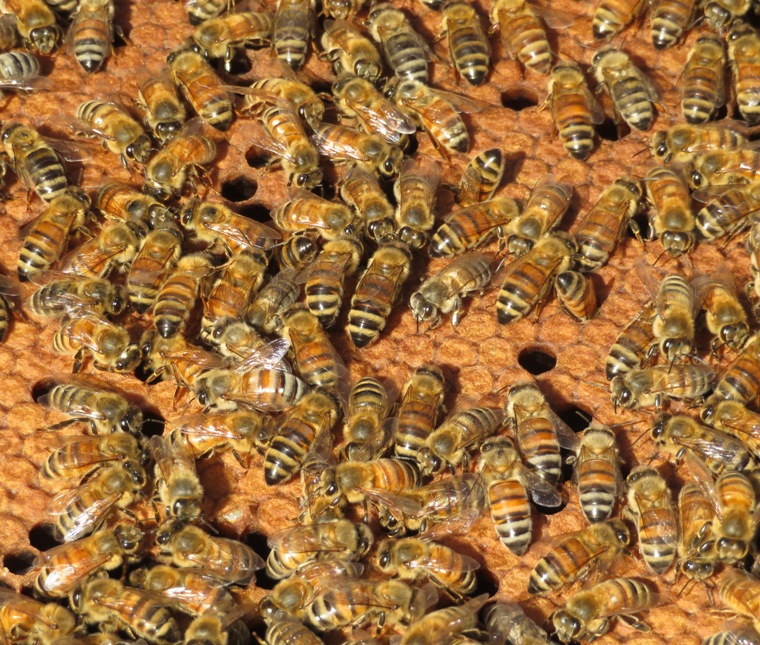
629,426,651,449
676,576,693,598
586,381,608,391
632,145,650,158
652,247,669,267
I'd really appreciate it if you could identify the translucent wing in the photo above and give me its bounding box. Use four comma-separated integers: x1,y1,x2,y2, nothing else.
200,211,282,251
267,524,334,553
407,548,481,576
147,435,196,483
232,337,291,373
170,413,243,440
34,541,113,588
311,123,373,162
417,507,483,541
532,3,575,29
517,465,563,507
0,274,22,298
345,95,417,140
65,3,113,58
47,486,120,542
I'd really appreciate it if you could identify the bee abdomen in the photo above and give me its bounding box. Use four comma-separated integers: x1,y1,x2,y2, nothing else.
489,479,531,555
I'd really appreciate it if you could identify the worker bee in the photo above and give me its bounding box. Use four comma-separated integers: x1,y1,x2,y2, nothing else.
710,336,760,420
339,162,395,242
399,593,488,645
489,0,559,74
506,174,573,257
94,181,170,235
0,589,76,644
411,251,493,328
692,271,749,353
152,253,211,339
643,166,696,257
137,71,187,143
126,222,183,314
695,181,760,242
478,436,562,555
394,156,440,250
554,270,597,322
439,0,491,86
418,406,504,476
185,0,231,24
66,0,114,73
246,68,325,129
276,233,318,274
273,0,314,70
320,18,383,82
266,519,372,580
341,377,394,462
333,75,415,146
610,363,715,410
273,191,354,241
650,0,695,48
592,0,646,40
552,578,658,643
485,602,549,645
247,268,300,335
191,10,273,66
367,3,430,83
42,432,140,480
570,424,622,523
496,233,574,325
375,537,480,597
651,123,745,166
729,23,760,126
59,221,139,278
53,310,140,373
143,119,217,201
3,0,60,53
71,578,180,644
0,50,51,98
691,149,760,188
682,35,726,124
676,480,717,583
704,399,760,459
347,239,413,348
706,0,752,32
17,189,90,281
147,434,204,525
457,148,505,207
592,48,659,131
75,99,151,167
702,624,760,645
264,614,326,645
529,519,631,595
158,522,265,585
49,458,146,542
34,523,144,598
0,274,19,342
624,466,678,575
183,610,251,645
719,569,760,632
712,470,757,564
605,302,656,380
167,47,233,131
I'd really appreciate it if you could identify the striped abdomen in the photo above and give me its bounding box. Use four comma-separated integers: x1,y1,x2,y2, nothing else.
264,418,319,485
734,60,760,125
70,1,113,73
127,228,182,313
637,506,678,574
22,146,68,202
650,0,693,49
516,416,561,485
496,253,563,324
610,76,654,130
500,12,551,74
153,273,200,338
273,2,311,70
713,337,760,403
394,400,440,464
384,31,429,82
241,369,307,412
552,90,596,160
605,304,655,380
681,36,725,124
488,477,531,555
19,206,81,281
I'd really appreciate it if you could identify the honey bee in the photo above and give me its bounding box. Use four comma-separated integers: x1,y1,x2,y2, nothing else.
49,458,146,542
418,406,504,476
605,302,656,380
702,624,760,645
704,399,760,459
264,614,326,645
554,270,597,322
0,50,51,98
183,611,251,645
570,424,622,523
17,190,90,281
152,253,211,339
706,0,751,32
652,123,745,166
2,122,72,204
610,363,715,410
137,71,187,143
367,3,430,83
411,252,493,328
506,175,573,257
59,221,139,279
143,120,217,201
185,0,230,25
624,465,678,575
158,522,265,585
246,70,325,130
191,10,273,66
341,377,393,461
457,148,505,207
691,149,760,188
676,481,717,583
394,156,439,250
0,274,20,341
702,333,760,414
485,602,549,645
695,181,760,242
400,592,488,645
0,589,76,644
681,35,726,124
552,578,658,643
339,162,395,242
273,0,314,70
42,432,140,480
479,436,562,555
729,23,760,126
439,0,491,86
496,233,574,325
3,0,60,53
650,0,695,48
320,18,383,82
489,0,557,74
592,48,659,132
246,268,300,335
719,569,760,632
71,578,180,644
126,222,183,314
66,0,114,73
643,167,696,257
693,271,750,353
348,239,412,348
53,310,140,373
75,99,151,167
34,523,144,598
147,434,204,525
272,192,354,242
266,519,372,580
94,181,170,235
276,232,319,273
592,0,646,40
528,519,631,595
713,470,757,564
167,47,233,131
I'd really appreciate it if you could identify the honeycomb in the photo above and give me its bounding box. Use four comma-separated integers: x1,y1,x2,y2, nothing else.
0,0,751,642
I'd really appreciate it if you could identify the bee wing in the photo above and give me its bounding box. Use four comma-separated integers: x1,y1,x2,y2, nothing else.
147,435,197,481
409,548,481,576
517,465,564,507
66,2,113,57
0,76,55,92
47,485,120,542
224,369,306,412
232,337,291,373
0,275,22,298
531,4,575,28
399,154,440,187
633,258,666,319
169,413,242,440
0,587,48,618
668,426,750,465
362,487,425,516
545,406,581,451
417,507,483,541
201,214,282,252
162,347,229,370
634,66,660,101
266,524,327,553
33,542,113,584
311,124,372,162
345,96,417,138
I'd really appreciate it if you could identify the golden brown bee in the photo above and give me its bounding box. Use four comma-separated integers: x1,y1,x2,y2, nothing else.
34,523,144,598
496,233,574,324
341,377,394,461
705,0,751,32
704,399,760,459
273,0,314,70
66,0,114,73
376,537,479,597
186,0,230,25
548,62,604,161
276,232,319,273
485,602,549,645
95,181,170,234
610,363,715,410
330,458,421,515
2,121,71,204
53,310,140,373
528,519,630,595
143,120,217,201
552,578,658,643
695,181,760,242
691,149,760,188
592,48,659,131
429,197,518,259
573,177,640,272
59,221,139,279
152,252,211,338
264,615,325,645
348,239,412,348
676,480,717,583
0,50,50,99
4,0,60,53
266,519,372,580
42,432,140,480
489,0,556,74
439,0,490,86
729,23,760,126
400,593,488,645
75,100,151,166
394,156,439,250
0,589,76,644
682,35,726,124
158,522,265,585
367,3,430,83
184,612,251,645
137,71,187,143
652,123,745,166
71,578,180,644
247,268,300,334
49,458,146,542
592,0,646,40
624,465,678,575
191,10,272,66
320,18,383,81
411,251,493,328
605,302,656,380
692,271,749,352
457,148,505,207
643,167,696,257
506,174,572,257
650,0,695,48
17,189,90,281
167,47,233,131
570,424,622,523
554,270,597,322
719,569,760,633
339,162,395,242
713,470,757,564
126,222,183,314
273,192,354,242
247,72,325,129
147,434,204,525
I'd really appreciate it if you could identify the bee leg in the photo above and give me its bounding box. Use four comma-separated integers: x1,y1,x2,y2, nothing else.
114,24,132,48
231,449,247,468
72,348,88,374
617,615,650,632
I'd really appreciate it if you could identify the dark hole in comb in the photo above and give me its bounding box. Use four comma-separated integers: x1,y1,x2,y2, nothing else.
140,412,165,438
557,404,592,433
31,379,55,402
597,117,622,142
223,51,252,76
243,531,274,589
517,347,556,375
238,202,272,224
221,177,258,202
29,523,60,551
245,146,270,169
501,90,538,112
4,551,35,575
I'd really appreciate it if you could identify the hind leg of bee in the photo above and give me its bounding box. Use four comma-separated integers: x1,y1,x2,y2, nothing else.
422,127,453,164
618,615,651,632
72,348,89,374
